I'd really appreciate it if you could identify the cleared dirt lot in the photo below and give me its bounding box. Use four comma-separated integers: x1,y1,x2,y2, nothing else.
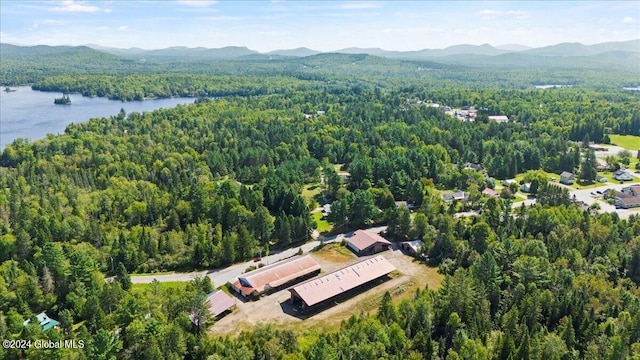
211,244,443,336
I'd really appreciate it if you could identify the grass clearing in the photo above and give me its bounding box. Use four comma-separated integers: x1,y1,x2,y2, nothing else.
312,211,333,233
609,134,640,151
312,242,354,263
131,270,174,276
570,179,609,189
596,171,636,186
131,281,185,293
514,169,557,184
302,183,322,201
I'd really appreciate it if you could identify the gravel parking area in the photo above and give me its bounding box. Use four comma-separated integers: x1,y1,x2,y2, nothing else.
210,245,442,336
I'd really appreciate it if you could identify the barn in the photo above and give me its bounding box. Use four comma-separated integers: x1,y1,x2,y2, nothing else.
231,255,321,298
346,231,392,256
288,255,396,311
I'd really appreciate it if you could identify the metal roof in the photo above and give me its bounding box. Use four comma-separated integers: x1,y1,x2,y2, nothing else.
206,290,236,317
347,231,391,251
288,255,396,307
235,255,321,294
400,240,424,253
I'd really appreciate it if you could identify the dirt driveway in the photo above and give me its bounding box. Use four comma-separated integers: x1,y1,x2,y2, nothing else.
210,245,443,336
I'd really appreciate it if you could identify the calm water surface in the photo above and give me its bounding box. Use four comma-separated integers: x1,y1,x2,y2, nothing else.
0,86,196,149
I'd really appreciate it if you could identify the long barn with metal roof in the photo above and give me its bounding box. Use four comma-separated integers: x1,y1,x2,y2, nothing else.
231,255,321,298
288,255,396,310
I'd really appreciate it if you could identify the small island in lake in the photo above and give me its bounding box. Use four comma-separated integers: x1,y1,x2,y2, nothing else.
4,87,16,93
54,94,71,105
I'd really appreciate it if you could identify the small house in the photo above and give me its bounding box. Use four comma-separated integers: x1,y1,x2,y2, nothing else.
443,191,467,202
613,169,633,181
560,171,575,185
464,162,483,172
520,183,531,193
482,188,499,198
23,312,60,331
488,115,509,123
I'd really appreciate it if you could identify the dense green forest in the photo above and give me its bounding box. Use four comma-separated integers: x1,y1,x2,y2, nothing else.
2,44,640,359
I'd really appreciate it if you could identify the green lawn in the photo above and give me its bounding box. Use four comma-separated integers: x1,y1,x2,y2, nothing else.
609,134,640,151
302,183,322,201
312,211,333,233
131,281,186,293
131,270,174,276
596,171,635,186
568,177,610,189
514,169,557,184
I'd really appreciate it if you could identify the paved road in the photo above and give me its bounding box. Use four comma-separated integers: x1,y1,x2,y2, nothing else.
567,182,640,219
129,226,387,287
511,181,640,219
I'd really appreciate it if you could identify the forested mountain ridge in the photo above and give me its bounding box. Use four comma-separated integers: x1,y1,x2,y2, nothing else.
2,41,639,89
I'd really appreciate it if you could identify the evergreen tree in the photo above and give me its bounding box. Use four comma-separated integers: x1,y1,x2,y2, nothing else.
116,261,131,290
580,149,597,183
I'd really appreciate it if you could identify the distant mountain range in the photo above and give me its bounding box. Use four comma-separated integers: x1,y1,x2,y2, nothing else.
1,40,639,77
76,39,639,60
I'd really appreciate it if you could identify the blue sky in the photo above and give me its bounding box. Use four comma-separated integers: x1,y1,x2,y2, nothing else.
1,1,639,52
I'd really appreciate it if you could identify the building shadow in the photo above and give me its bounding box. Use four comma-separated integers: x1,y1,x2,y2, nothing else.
279,300,310,320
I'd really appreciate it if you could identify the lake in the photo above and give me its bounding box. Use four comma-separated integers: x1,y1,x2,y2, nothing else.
0,86,196,149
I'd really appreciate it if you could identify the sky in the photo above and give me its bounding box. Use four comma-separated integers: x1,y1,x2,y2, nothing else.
1,0,639,52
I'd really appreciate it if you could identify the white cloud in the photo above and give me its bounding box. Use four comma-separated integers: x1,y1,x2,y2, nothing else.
52,1,102,13
338,2,381,10
621,16,637,24
506,10,528,20
381,27,444,35
480,10,497,16
41,19,65,25
176,0,217,7
198,16,247,21
480,9,528,21
97,25,128,31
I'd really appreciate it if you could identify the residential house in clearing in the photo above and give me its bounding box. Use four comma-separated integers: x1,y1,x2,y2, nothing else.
488,115,509,123
346,231,392,256
482,188,500,198
23,312,60,331
443,191,467,202
560,171,575,185
615,185,640,209
464,162,483,172
613,169,633,181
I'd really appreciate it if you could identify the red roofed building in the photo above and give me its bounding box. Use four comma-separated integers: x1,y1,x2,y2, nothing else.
288,255,396,310
482,188,499,198
190,290,236,323
346,231,391,256
231,255,321,298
